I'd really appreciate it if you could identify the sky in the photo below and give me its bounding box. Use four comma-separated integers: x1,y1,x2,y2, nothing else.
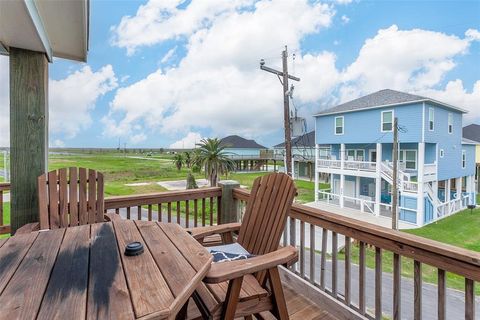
0,0,479,149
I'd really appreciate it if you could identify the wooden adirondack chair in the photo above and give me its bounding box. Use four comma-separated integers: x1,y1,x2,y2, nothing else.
188,172,298,320
17,167,115,233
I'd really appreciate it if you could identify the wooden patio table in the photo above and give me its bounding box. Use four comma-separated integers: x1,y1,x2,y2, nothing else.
0,220,212,320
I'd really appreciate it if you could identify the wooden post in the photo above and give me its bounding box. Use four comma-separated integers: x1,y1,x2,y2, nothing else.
10,48,49,233
218,180,240,223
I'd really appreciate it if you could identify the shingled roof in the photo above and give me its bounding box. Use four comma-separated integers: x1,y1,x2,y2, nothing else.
274,131,315,148
463,124,480,143
219,135,266,149
314,89,466,116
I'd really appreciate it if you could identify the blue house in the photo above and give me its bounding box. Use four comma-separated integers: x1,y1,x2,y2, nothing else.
314,89,477,227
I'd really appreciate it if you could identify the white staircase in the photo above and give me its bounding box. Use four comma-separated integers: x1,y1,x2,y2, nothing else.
380,161,417,193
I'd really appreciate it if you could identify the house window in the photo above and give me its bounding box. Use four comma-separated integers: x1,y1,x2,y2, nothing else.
462,150,466,169
381,110,393,132
346,149,365,161
428,107,434,131
440,149,444,158
335,116,344,135
399,150,417,170
448,113,453,134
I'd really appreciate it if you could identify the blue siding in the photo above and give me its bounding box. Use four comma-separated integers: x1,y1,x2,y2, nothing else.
315,103,424,144
425,143,436,164
400,195,417,223
424,197,434,223
462,144,476,177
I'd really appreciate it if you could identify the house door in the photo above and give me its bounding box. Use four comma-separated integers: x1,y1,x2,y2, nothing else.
370,150,377,162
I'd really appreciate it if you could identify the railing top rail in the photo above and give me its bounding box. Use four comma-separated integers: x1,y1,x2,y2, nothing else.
105,186,222,209
232,187,480,281
0,183,10,191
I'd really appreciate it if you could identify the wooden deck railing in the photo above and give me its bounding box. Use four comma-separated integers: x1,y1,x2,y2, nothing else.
232,187,479,320
105,187,222,228
0,182,10,235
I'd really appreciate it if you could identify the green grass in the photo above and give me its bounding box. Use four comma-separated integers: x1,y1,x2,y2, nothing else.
337,206,480,294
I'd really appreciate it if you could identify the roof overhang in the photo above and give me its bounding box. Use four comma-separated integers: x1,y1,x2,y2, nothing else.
0,0,89,63
314,99,468,117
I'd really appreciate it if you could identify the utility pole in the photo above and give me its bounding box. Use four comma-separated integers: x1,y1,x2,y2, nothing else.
392,117,399,230
260,46,300,177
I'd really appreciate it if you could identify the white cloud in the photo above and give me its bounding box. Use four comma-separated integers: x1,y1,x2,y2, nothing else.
339,25,472,102
341,15,350,24
130,133,147,144
465,28,480,41
170,132,203,148
51,139,65,148
50,65,118,139
111,0,254,55
160,46,177,64
0,56,9,147
107,0,335,140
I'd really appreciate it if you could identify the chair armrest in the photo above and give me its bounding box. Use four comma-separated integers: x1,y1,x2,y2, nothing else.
105,212,122,222
186,222,241,240
203,246,298,284
15,222,40,234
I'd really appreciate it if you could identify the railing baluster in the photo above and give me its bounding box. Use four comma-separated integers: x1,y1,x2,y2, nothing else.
438,269,446,320
0,190,3,226
147,205,152,221
310,224,316,285
300,220,305,277
344,236,351,306
137,205,142,220
167,202,172,223
289,217,296,271
158,203,162,222
320,228,327,290
393,253,401,320
185,200,190,228
216,196,221,225
375,247,382,320
332,232,337,298
194,199,198,227
283,224,288,247
176,201,181,224
359,241,366,315
126,207,131,220
209,197,213,226
202,198,206,226
465,279,475,320
414,260,422,320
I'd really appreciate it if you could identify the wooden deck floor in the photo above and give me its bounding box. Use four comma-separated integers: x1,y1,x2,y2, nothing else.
187,284,339,320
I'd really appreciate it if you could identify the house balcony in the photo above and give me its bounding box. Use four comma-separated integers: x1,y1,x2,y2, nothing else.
1,181,478,320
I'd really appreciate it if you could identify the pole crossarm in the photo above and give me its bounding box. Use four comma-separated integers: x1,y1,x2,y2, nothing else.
260,65,300,81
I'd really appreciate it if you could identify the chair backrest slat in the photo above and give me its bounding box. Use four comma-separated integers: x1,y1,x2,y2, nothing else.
38,167,105,229
237,173,296,256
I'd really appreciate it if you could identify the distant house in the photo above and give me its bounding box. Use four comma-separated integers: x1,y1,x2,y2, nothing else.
273,131,329,180
463,124,480,185
219,135,269,171
314,89,476,227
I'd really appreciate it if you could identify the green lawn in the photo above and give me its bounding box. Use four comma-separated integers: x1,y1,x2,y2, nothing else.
337,206,480,294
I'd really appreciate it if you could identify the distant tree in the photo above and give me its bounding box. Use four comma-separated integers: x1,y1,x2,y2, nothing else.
194,138,235,186
186,172,198,189
184,151,192,168
159,148,164,154
173,153,184,171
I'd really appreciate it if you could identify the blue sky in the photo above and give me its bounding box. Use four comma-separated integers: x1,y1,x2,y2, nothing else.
1,0,479,148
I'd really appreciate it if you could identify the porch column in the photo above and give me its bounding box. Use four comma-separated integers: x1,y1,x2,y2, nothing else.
416,142,425,226
456,177,462,199
432,180,439,213
10,48,49,233
340,144,345,207
446,179,451,201
375,143,382,216
314,144,319,202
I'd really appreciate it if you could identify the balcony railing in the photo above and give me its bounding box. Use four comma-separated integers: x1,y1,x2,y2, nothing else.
317,159,377,172
232,187,478,320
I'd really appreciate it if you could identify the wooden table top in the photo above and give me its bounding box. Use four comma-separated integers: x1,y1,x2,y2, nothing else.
0,220,212,320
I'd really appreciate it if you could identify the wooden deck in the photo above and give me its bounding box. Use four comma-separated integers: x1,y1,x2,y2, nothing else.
187,284,339,320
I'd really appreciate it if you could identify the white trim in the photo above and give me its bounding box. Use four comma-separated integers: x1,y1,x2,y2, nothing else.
399,149,418,170
381,110,394,132
24,0,53,62
439,148,444,158
334,116,344,135
448,113,453,134
428,107,435,131
313,99,468,117
422,102,425,142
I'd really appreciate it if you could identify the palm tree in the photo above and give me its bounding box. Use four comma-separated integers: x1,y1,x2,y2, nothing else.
194,138,236,186
184,151,192,168
172,153,184,171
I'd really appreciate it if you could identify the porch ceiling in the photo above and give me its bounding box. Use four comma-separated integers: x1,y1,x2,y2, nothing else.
0,0,89,62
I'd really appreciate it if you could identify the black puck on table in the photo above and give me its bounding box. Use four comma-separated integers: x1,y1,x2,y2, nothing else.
125,242,144,256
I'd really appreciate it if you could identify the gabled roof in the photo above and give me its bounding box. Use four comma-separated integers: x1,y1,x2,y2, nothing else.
463,124,480,143
462,137,478,145
314,89,467,116
274,131,315,148
219,135,266,149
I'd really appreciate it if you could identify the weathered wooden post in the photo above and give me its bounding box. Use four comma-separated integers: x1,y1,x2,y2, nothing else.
10,48,48,233
218,180,241,223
